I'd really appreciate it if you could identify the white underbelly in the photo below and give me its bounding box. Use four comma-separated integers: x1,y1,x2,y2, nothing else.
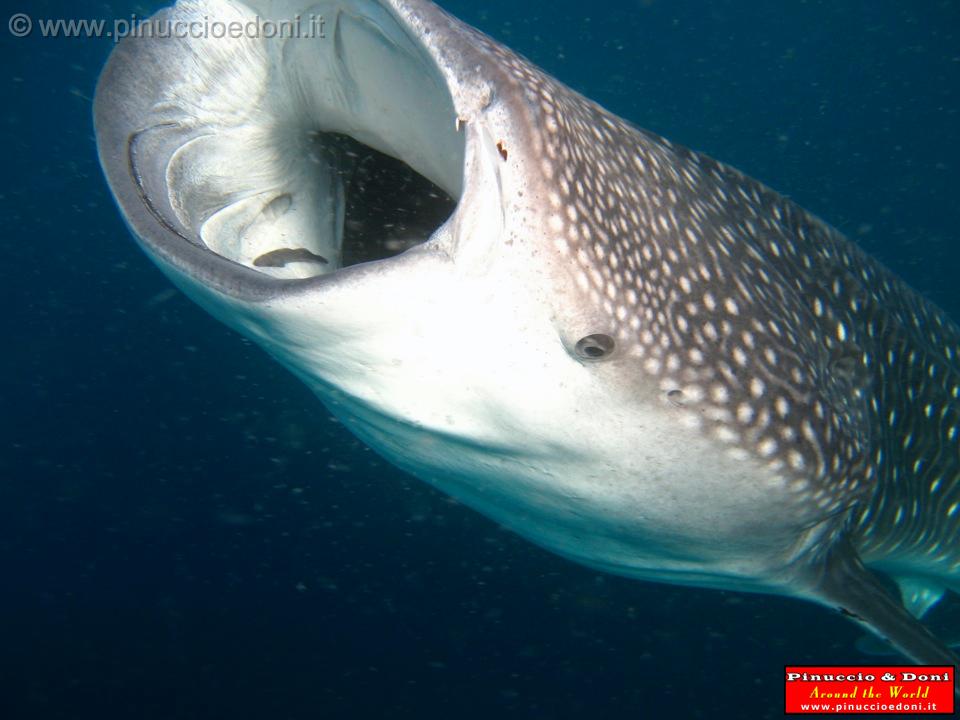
315,381,820,595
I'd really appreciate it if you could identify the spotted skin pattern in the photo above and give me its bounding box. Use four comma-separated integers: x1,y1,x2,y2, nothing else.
424,8,960,589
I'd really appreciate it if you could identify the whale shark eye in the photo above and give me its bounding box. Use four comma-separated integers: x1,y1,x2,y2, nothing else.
575,334,615,360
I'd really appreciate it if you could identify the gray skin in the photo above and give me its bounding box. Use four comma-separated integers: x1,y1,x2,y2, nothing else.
94,0,960,676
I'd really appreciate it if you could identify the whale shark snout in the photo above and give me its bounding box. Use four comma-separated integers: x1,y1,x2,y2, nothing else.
95,0,960,676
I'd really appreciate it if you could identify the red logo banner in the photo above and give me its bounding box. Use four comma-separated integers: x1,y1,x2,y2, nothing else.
785,665,954,715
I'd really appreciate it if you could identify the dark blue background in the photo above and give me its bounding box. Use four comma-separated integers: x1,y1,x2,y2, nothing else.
2,1,958,718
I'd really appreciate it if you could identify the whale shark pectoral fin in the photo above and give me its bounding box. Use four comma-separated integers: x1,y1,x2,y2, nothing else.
805,538,960,676
856,577,951,655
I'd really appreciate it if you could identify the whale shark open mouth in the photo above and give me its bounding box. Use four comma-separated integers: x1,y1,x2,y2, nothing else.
98,0,466,292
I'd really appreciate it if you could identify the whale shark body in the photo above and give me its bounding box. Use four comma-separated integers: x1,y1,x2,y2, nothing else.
95,0,960,669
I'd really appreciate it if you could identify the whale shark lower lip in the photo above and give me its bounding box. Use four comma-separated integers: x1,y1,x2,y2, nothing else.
94,0,960,677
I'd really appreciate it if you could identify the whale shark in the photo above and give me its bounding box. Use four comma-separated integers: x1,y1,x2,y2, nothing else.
94,0,960,671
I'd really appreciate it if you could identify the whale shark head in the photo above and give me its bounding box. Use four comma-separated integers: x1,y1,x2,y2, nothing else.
96,0,960,672
94,0,647,528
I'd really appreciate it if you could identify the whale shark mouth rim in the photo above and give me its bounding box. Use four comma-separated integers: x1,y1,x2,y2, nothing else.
95,0,468,302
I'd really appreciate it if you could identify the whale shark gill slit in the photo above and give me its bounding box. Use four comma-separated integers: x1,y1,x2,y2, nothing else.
94,0,960,678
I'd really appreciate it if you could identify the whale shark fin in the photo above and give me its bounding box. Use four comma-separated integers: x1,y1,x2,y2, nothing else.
808,538,959,677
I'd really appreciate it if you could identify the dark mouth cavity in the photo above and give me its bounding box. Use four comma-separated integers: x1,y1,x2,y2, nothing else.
322,132,457,267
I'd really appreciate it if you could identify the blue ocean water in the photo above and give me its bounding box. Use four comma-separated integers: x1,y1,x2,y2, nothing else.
2,1,958,718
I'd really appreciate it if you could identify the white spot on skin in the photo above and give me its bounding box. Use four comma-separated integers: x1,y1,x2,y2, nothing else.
715,426,739,443
775,397,790,417
757,438,778,457
788,451,805,470
711,385,730,404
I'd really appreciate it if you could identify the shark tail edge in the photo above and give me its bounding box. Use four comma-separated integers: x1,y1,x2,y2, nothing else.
807,537,959,697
